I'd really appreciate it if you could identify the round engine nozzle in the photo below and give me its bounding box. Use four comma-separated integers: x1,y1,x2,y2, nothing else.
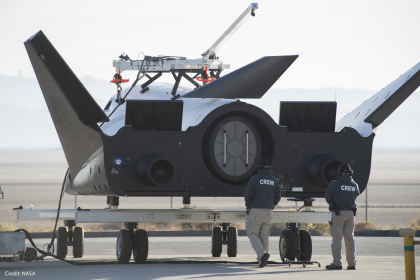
136,153,174,186
308,154,343,187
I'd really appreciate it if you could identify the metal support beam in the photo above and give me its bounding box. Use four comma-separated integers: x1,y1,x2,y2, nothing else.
16,208,331,224
202,3,258,60
192,72,201,79
171,70,184,99
141,72,162,91
210,70,222,79
182,72,201,88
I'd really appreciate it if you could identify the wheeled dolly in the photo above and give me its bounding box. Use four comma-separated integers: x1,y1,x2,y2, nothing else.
278,197,322,268
56,220,84,259
211,223,238,257
116,222,149,264
16,196,331,264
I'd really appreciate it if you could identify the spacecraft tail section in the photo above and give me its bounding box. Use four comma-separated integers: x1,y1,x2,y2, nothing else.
24,31,107,177
182,55,298,99
335,62,420,137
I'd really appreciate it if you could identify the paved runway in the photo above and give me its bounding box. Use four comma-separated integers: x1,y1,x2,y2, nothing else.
2,235,419,279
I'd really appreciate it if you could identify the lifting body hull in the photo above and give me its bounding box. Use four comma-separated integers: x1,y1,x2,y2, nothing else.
66,101,374,198
27,30,413,199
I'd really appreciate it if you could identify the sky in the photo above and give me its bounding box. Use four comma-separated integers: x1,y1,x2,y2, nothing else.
0,0,419,148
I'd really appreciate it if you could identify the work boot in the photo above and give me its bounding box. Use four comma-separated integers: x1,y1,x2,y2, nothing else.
326,263,342,270
259,253,270,267
347,265,356,270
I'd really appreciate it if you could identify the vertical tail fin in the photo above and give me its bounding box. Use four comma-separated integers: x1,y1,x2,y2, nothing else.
24,31,109,176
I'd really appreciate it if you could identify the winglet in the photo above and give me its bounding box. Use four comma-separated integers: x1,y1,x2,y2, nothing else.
25,31,107,176
335,62,420,137
182,55,298,99
25,31,109,124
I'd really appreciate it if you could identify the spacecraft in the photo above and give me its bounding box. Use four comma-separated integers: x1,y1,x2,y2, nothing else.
24,3,420,206
22,3,420,264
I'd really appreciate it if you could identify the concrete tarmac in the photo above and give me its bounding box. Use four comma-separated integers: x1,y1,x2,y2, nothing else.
2,235,419,280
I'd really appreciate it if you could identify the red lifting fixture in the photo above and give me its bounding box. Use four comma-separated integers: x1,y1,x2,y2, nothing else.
110,70,129,84
196,67,216,83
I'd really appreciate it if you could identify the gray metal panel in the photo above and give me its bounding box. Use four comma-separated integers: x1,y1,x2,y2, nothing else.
279,101,337,132
125,100,183,131
0,232,25,255
182,56,298,99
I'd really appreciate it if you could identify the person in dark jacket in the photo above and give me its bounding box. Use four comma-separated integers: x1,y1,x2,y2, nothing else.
244,158,281,268
325,163,360,270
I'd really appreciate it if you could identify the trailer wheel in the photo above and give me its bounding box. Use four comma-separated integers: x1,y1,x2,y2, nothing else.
73,226,84,258
211,226,222,257
297,230,312,261
227,226,238,257
279,229,296,262
57,227,68,259
116,229,132,263
133,229,148,263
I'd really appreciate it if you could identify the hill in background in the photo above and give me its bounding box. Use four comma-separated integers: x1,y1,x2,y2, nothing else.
0,74,418,148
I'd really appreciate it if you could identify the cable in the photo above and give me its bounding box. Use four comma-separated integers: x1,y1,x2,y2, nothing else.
49,168,68,253
12,167,120,266
13,168,73,262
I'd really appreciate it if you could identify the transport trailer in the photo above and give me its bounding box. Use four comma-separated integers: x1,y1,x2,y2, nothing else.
15,197,331,265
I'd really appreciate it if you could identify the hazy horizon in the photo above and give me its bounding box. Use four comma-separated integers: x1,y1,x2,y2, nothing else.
0,73,418,149
2,1,420,149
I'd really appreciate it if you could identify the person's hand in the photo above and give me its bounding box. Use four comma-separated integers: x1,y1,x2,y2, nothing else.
245,208,250,215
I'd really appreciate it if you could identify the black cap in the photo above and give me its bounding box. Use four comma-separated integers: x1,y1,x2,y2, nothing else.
338,163,353,175
257,158,270,169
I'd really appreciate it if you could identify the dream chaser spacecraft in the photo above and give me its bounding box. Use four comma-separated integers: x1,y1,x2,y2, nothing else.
25,5,420,204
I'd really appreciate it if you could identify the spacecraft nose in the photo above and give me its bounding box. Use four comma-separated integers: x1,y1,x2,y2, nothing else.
136,153,174,186
308,154,342,187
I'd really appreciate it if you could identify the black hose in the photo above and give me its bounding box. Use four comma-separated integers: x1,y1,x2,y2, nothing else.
49,168,69,252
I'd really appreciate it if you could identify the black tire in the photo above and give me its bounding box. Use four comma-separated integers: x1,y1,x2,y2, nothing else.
297,230,312,261
133,229,148,263
73,226,84,258
211,226,222,257
116,229,132,263
227,226,238,257
279,229,296,262
57,227,68,259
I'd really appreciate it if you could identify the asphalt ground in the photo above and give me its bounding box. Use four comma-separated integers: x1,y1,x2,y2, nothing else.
2,235,420,280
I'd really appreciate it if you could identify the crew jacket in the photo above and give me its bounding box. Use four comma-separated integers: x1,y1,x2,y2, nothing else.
325,175,360,211
244,169,281,209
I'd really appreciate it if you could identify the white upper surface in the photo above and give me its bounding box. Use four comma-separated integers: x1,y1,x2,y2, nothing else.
100,82,235,136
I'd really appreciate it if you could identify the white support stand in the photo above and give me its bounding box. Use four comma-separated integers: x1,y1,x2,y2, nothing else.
16,208,331,224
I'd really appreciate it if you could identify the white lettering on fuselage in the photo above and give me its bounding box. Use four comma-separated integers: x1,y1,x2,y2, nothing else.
341,185,356,192
260,179,275,186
